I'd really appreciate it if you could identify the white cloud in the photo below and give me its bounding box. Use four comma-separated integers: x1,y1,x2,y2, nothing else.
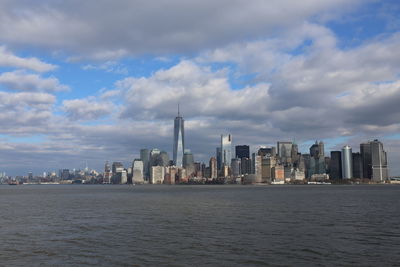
0,70,69,92
0,46,57,72
117,60,270,120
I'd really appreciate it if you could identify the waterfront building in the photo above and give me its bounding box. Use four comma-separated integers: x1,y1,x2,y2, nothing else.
61,169,70,180
112,166,127,184
272,165,285,182
173,106,185,167
277,141,292,164
164,166,177,184
132,159,144,184
104,162,111,183
150,166,165,184
291,143,299,165
341,145,353,179
235,145,250,159
231,158,241,178
209,157,218,179
310,142,318,157
291,169,305,181
261,156,275,183
370,139,388,182
319,141,325,157
360,142,372,179
254,154,262,183
177,168,187,183
112,162,123,174
183,149,195,177
221,134,232,167
360,139,388,181
329,151,342,180
311,173,330,181
216,147,222,170
240,157,251,174
352,152,363,179
140,149,150,180
120,169,128,184
149,148,162,167
221,165,229,178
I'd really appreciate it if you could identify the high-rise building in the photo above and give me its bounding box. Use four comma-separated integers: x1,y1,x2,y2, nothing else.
221,134,232,167
360,140,388,181
159,151,170,167
308,141,325,175
352,152,363,179
183,149,195,177
132,159,144,184
261,156,275,183
241,157,251,174
173,106,184,167
150,166,165,184
216,147,222,170
209,157,217,179
104,161,111,183
318,141,325,157
277,141,292,163
235,145,249,159
140,149,150,180
254,154,262,183
112,162,123,174
258,147,275,157
341,146,353,179
231,158,241,178
291,143,299,165
310,141,319,158
360,142,372,179
370,139,388,182
329,151,342,180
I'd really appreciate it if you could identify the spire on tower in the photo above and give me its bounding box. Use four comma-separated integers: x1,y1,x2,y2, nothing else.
178,102,180,116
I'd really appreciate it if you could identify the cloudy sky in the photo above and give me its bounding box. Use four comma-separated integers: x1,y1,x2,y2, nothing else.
0,0,400,176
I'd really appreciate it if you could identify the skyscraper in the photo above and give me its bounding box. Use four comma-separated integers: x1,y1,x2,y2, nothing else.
329,151,342,180
209,157,217,179
221,134,232,167
235,145,249,159
140,149,150,180
370,139,388,182
341,145,353,179
352,152,363,179
360,139,388,181
132,159,144,184
360,142,372,179
277,141,292,163
173,106,184,167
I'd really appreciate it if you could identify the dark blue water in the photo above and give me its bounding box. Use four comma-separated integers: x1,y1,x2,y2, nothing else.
0,185,399,266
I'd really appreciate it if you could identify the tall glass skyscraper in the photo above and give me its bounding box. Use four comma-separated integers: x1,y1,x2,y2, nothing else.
341,145,353,179
221,134,232,166
173,106,184,167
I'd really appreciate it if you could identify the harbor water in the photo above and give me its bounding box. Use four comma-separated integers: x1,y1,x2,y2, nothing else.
0,184,399,266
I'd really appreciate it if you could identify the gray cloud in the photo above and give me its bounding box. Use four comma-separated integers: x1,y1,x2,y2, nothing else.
0,0,363,59
62,98,114,121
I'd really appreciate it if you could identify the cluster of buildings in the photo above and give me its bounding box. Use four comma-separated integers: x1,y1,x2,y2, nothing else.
1,108,390,185
104,110,390,185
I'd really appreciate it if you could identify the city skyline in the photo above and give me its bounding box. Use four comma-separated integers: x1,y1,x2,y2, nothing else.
0,1,400,176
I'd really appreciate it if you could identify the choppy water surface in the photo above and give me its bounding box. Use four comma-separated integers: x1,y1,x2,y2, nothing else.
0,185,399,266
